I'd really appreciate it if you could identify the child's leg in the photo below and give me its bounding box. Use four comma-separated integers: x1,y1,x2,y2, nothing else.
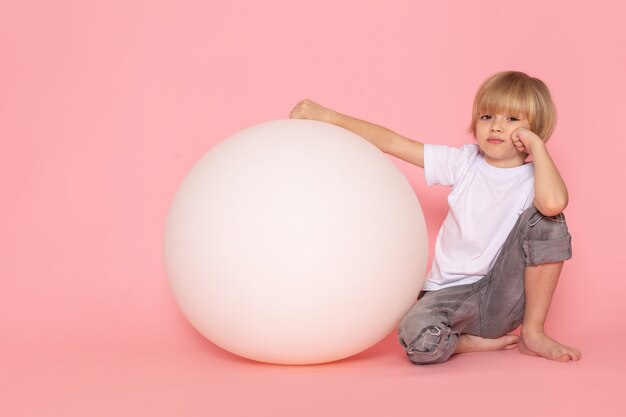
479,207,580,362
398,287,519,363
519,261,582,361
398,285,480,364
399,206,536,364
398,285,519,364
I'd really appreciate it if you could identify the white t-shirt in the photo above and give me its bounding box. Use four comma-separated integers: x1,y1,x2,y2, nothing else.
422,144,535,291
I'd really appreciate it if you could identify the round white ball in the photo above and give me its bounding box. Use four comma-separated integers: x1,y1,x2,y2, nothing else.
164,119,427,364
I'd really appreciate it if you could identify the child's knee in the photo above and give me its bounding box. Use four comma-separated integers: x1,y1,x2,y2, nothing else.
522,210,572,266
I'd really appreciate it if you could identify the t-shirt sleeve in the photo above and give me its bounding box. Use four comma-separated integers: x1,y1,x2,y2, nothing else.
424,144,479,186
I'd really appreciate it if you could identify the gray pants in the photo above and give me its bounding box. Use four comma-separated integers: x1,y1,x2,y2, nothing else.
397,206,572,365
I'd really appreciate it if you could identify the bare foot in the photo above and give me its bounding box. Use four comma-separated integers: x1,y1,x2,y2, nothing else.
455,334,519,355
519,329,582,362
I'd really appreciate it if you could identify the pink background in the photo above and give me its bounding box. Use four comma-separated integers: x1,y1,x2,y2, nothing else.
1,0,625,416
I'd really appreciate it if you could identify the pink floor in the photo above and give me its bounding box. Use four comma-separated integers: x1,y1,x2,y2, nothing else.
3,327,624,416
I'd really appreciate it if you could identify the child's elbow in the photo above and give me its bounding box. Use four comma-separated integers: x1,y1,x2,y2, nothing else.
535,197,568,217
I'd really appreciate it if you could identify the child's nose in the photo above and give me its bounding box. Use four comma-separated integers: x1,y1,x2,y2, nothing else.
490,121,502,133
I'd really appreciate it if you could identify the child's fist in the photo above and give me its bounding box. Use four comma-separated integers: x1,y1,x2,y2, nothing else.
289,99,334,123
511,127,543,155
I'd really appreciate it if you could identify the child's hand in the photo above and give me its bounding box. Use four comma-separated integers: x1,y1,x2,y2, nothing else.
511,127,545,155
289,99,336,123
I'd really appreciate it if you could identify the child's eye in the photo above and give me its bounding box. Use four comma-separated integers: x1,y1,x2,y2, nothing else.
507,116,520,122
479,114,492,120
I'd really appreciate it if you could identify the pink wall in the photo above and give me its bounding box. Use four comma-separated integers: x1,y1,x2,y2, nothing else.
1,0,625,404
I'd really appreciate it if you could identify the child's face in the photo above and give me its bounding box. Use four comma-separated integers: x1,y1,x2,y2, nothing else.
474,111,531,168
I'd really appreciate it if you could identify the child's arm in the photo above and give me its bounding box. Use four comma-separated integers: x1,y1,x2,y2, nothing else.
512,127,569,216
289,99,425,168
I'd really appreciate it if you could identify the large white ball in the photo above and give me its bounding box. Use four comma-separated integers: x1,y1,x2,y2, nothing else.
164,119,427,364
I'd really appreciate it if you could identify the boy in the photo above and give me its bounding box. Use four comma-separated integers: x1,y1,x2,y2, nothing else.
289,71,581,364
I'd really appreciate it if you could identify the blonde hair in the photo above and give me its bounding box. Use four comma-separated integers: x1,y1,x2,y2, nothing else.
469,71,557,141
